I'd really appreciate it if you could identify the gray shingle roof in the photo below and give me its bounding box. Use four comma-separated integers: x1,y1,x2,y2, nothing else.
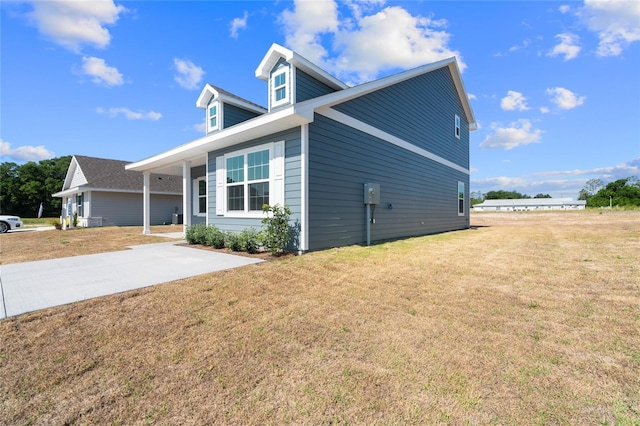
74,155,181,193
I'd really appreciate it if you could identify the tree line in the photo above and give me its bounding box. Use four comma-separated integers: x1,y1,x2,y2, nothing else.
471,190,551,205
0,156,72,218
578,177,640,207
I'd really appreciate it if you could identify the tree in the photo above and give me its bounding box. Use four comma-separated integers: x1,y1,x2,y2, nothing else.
586,177,640,207
485,190,530,200
534,193,552,198
470,191,484,206
0,156,71,217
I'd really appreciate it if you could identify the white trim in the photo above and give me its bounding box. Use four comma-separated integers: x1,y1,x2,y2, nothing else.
458,181,465,216
193,176,207,217
215,156,224,215
207,101,220,133
271,65,290,109
218,142,283,218
300,124,309,252
317,107,470,175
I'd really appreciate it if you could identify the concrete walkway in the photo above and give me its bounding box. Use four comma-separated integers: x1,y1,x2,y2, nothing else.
0,240,263,319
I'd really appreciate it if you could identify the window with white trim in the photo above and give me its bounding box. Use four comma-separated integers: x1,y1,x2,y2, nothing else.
458,181,465,216
193,177,206,216
216,142,284,217
455,114,461,139
272,68,290,107
207,101,219,132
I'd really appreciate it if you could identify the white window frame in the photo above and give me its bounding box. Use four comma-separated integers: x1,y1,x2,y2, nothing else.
207,100,220,133
455,114,461,139
458,181,465,216
216,141,285,218
271,67,290,108
193,177,207,217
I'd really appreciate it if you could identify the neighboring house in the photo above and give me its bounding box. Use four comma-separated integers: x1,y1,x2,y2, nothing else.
126,43,476,251
53,155,182,227
472,198,587,212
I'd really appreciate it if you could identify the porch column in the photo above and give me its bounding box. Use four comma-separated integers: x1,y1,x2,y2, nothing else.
182,161,192,234
143,172,151,234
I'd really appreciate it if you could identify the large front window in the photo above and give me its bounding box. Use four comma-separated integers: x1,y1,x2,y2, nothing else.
76,193,84,217
216,141,284,217
226,149,270,212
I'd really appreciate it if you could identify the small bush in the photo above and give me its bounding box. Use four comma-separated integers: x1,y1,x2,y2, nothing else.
239,228,261,254
205,226,226,249
185,223,207,245
225,231,242,252
261,204,292,255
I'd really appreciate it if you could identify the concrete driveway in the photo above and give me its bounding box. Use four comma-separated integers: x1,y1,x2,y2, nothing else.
0,240,264,319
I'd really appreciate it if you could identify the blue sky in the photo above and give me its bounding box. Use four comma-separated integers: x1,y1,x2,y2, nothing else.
1,0,639,199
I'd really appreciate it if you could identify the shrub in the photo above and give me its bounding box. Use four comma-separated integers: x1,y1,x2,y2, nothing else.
225,231,242,252
205,226,226,249
261,204,292,255
239,228,260,254
185,223,207,245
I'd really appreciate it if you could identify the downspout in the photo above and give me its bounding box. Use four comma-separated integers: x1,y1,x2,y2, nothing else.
182,161,192,235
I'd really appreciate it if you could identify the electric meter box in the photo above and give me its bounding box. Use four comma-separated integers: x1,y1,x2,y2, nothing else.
364,183,380,205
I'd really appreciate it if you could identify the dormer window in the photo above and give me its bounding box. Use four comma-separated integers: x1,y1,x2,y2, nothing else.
274,72,286,101
271,67,290,108
208,102,219,132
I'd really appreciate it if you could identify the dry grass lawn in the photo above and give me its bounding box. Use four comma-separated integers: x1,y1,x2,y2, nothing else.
0,225,183,265
1,211,638,425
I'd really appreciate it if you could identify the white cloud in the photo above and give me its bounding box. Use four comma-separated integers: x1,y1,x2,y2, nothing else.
479,119,543,150
0,138,55,162
81,56,123,86
539,106,550,114
547,33,581,61
24,0,126,52
580,0,640,57
500,91,529,111
533,158,640,180
279,1,465,84
96,107,162,120
193,119,206,134
546,87,586,110
230,11,248,39
559,5,571,14
173,58,205,90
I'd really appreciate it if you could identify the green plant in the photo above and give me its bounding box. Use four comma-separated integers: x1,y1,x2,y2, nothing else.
239,228,260,254
185,223,208,245
72,212,78,227
261,204,292,255
205,226,226,249
225,231,242,252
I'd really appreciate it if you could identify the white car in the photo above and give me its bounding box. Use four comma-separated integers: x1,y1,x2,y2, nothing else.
0,215,24,233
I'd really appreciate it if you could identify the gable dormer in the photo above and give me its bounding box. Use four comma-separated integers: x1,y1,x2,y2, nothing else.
255,43,348,112
196,84,267,134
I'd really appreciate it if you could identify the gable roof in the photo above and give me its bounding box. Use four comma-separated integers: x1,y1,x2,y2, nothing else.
53,155,182,198
127,47,475,175
255,43,348,91
196,83,267,113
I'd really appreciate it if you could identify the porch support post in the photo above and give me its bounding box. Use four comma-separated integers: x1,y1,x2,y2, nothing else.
300,124,309,252
183,161,192,234
142,172,151,234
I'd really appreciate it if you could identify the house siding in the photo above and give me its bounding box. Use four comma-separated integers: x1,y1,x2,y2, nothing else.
223,103,262,129
90,192,181,226
307,113,469,251
206,128,301,241
332,66,469,170
295,68,338,102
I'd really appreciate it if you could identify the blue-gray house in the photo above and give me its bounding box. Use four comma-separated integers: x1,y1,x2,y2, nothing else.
126,43,476,252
